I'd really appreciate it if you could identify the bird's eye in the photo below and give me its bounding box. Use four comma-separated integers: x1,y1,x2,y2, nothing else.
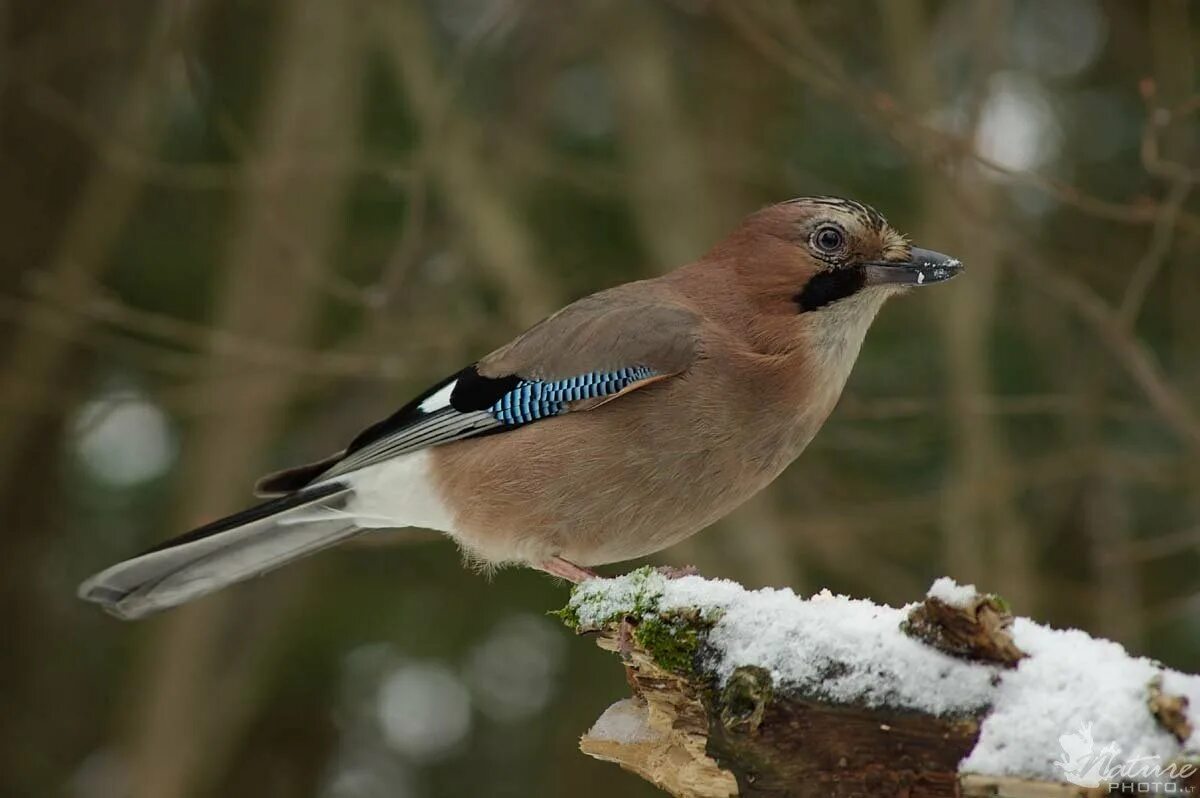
812,225,845,255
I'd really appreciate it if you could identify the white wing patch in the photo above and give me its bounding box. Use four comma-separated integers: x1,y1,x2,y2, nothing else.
418,380,457,412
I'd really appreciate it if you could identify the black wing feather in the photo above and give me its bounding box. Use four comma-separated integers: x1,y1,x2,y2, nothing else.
345,371,458,455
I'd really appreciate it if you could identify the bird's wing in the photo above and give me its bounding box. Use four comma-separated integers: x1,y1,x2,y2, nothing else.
255,287,701,495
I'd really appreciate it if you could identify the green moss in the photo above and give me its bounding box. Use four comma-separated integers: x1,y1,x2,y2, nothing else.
719,666,774,733
555,566,666,630
988,593,1012,614
549,603,581,628
553,569,720,676
633,613,704,675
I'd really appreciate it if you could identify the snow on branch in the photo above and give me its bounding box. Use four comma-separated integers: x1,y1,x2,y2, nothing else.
557,569,1200,797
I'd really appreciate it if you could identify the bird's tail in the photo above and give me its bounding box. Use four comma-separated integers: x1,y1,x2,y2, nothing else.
78,481,360,620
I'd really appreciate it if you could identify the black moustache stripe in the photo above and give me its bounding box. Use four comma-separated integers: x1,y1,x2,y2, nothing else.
794,267,867,312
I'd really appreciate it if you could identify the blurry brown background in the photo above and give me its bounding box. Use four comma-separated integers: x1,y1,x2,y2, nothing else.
2,1,1199,796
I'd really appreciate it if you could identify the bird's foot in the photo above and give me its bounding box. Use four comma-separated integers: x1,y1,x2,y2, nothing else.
540,556,599,583
655,564,699,580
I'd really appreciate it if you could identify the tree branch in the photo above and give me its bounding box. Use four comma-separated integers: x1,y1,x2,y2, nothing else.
561,570,1200,797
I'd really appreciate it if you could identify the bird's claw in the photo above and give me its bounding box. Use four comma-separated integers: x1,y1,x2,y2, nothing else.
655,564,699,580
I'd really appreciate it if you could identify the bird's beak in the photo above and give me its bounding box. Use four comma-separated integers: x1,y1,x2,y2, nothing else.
863,248,963,287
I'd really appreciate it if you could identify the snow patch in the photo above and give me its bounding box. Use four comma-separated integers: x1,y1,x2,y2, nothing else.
927,576,979,608
961,618,1189,778
568,571,1200,783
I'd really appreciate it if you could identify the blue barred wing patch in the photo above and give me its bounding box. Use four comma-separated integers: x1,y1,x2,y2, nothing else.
490,366,657,425
317,365,659,480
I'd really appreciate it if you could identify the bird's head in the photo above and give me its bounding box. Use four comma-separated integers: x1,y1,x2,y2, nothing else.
725,196,963,315
699,196,963,365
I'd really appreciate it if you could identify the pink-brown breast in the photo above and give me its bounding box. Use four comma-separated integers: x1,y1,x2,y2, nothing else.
428,335,836,568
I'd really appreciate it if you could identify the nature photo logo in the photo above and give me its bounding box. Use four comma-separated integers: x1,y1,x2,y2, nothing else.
1054,721,1197,792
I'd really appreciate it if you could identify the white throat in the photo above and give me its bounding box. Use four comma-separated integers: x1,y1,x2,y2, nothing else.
804,287,893,406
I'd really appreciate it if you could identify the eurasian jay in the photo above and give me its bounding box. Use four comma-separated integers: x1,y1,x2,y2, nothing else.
79,196,961,619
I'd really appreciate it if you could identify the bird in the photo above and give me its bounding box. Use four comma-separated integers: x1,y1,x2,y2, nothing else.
79,196,962,620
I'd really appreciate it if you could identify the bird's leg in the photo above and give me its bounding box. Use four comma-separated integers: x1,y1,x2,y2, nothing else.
539,556,599,583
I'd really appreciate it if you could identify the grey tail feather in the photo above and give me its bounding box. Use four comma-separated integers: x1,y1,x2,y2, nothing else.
78,482,359,620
